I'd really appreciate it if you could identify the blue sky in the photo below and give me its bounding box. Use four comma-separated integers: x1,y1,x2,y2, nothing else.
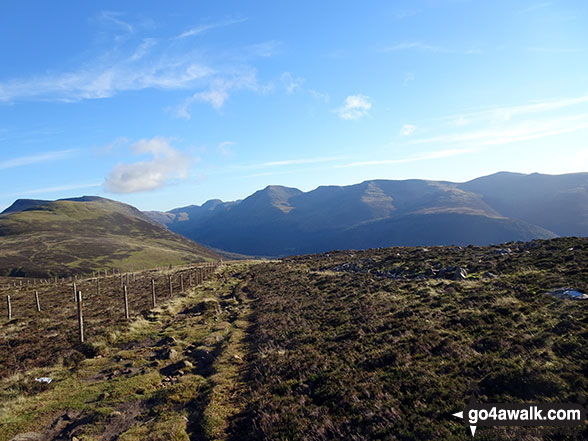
1,0,587,211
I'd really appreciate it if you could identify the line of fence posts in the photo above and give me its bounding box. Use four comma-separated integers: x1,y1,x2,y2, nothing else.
3,262,220,335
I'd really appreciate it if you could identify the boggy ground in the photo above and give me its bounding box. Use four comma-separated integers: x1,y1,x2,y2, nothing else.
1,238,587,440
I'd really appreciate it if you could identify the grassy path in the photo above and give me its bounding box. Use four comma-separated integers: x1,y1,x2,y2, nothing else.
0,262,255,441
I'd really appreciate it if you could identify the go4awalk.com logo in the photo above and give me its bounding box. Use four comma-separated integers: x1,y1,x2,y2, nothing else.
452,401,586,436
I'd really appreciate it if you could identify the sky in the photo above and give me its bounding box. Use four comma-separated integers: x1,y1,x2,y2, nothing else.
0,0,587,212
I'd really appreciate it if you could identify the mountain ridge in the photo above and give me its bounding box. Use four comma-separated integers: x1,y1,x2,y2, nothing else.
143,171,588,256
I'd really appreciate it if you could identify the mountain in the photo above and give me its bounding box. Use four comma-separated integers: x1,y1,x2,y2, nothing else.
0,196,219,277
144,172,588,256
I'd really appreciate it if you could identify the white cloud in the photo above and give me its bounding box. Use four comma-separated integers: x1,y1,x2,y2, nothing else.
0,149,77,170
401,124,417,136
336,94,372,120
177,18,247,39
104,138,191,193
281,72,305,94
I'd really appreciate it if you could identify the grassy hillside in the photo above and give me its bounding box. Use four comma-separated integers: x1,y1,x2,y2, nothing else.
0,197,219,277
1,237,586,440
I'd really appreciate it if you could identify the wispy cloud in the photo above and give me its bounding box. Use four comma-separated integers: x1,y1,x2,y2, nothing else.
526,47,585,53
177,69,262,117
0,49,215,102
411,113,588,147
177,18,247,39
0,149,77,170
228,156,346,172
99,11,134,34
401,124,417,136
382,42,454,53
0,182,102,199
336,94,372,120
518,2,551,14
335,148,475,168
104,138,191,193
404,94,588,153
281,72,305,94
218,141,235,156
0,14,272,111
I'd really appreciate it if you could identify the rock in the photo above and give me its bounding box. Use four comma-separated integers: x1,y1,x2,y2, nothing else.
155,347,178,360
453,267,468,280
483,272,498,279
160,359,194,377
547,288,588,300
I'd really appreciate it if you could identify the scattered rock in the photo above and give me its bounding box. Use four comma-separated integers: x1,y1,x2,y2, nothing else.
483,272,498,279
547,288,588,300
453,267,468,280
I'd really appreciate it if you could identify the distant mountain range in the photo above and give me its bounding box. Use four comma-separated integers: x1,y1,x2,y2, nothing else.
0,196,218,277
144,172,588,256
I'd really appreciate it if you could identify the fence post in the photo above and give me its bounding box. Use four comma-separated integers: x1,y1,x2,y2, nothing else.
6,295,11,320
73,282,77,302
168,275,173,296
123,285,129,320
189,271,193,287
151,279,156,308
77,291,84,343
180,274,184,292
34,290,41,312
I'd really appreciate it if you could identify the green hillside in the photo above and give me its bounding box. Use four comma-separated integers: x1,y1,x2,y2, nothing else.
0,197,219,277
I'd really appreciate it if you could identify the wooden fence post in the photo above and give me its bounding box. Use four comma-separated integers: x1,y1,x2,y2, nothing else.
189,271,193,287
6,295,11,320
34,290,41,312
151,279,156,308
168,275,173,296
73,282,77,302
77,291,84,343
123,285,129,320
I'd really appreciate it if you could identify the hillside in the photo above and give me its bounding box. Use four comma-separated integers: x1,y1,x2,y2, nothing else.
143,172,586,256
0,197,219,277
1,237,587,440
